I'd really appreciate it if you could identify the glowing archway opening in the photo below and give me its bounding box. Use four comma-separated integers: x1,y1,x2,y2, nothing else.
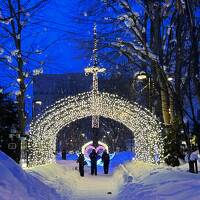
28,92,164,167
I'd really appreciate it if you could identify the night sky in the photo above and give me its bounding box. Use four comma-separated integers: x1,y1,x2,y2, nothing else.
33,0,94,74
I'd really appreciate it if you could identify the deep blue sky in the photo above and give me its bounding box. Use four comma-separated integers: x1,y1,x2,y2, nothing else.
35,0,93,74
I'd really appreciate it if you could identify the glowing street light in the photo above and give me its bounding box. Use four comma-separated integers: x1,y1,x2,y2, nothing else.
136,71,148,80
167,77,173,81
134,71,152,111
17,78,21,83
81,133,85,137
35,100,42,105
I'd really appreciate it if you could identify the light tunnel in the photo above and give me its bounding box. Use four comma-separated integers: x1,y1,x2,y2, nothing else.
28,92,164,167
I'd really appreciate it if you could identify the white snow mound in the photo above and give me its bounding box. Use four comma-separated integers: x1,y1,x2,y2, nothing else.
0,151,63,200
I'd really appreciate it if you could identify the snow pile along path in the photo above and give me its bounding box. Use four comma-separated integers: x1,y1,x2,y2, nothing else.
29,160,125,200
117,161,200,200
0,151,63,200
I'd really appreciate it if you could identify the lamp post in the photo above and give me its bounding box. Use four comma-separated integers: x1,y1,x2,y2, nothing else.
33,100,42,117
183,117,191,150
20,134,28,168
10,125,17,139
134,71,152,112
10,126,21,163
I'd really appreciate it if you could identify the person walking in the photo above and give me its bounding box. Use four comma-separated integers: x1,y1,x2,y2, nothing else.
77,152,85,177
61,149,66,160
185,148,198,174
190,146,198,174
102,150,110,174
185,149,194,173
89,149,98,175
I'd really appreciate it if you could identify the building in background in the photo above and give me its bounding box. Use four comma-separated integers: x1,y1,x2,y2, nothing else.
32,73,92,117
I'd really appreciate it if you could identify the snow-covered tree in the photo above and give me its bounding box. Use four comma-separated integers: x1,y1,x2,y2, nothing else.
0,0,50,136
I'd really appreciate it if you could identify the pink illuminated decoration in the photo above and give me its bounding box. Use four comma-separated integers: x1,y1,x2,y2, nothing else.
81,141,113,166
84,144,95,158
82,141,108,158
96,145,105,155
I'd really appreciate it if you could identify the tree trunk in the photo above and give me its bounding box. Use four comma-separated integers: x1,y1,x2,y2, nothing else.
160,87,170,125
174,12,184,121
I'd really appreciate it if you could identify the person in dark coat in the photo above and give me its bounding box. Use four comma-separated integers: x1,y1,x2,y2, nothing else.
102,150,110,174
77,152,85,177
61,149,66,160
190,146,198,174
89,149,98,175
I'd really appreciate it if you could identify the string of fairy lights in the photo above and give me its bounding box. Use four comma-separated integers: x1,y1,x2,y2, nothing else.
28,91,164,167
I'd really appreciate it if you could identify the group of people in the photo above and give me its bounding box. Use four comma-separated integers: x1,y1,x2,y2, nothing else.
76,149,110,177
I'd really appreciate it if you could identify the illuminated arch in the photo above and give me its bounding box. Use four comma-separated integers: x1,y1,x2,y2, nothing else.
28,92,164,167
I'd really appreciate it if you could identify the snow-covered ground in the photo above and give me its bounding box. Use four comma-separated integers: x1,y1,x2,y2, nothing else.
28,160,124,200
118,161,200,200
0,150,200,200
0,151,61,200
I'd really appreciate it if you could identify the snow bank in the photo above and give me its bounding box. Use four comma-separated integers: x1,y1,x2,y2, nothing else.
117,160,200,200
27,160,79,199
125,160,159,181
0,151,63,200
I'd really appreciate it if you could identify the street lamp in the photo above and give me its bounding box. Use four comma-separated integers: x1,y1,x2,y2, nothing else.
35,100,42,105
81,133,85,137
183,117,191,150
167,77,173,81
135,71,148,80
134,71,152,112
33,100,42,117
20,134,28,168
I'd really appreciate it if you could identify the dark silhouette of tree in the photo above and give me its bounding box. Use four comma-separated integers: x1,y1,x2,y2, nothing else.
0,88,19,162
0,0,51,136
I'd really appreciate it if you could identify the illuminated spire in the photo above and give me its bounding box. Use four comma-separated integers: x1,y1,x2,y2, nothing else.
84,23,106,128
93,23,98,66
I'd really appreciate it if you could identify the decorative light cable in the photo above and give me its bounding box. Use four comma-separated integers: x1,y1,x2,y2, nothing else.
28,91,164,167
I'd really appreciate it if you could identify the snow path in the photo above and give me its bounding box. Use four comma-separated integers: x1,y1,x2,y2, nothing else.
71,173,121,200
28,160,125,200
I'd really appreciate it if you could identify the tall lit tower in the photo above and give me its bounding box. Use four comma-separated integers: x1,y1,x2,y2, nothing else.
84,23,106,129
